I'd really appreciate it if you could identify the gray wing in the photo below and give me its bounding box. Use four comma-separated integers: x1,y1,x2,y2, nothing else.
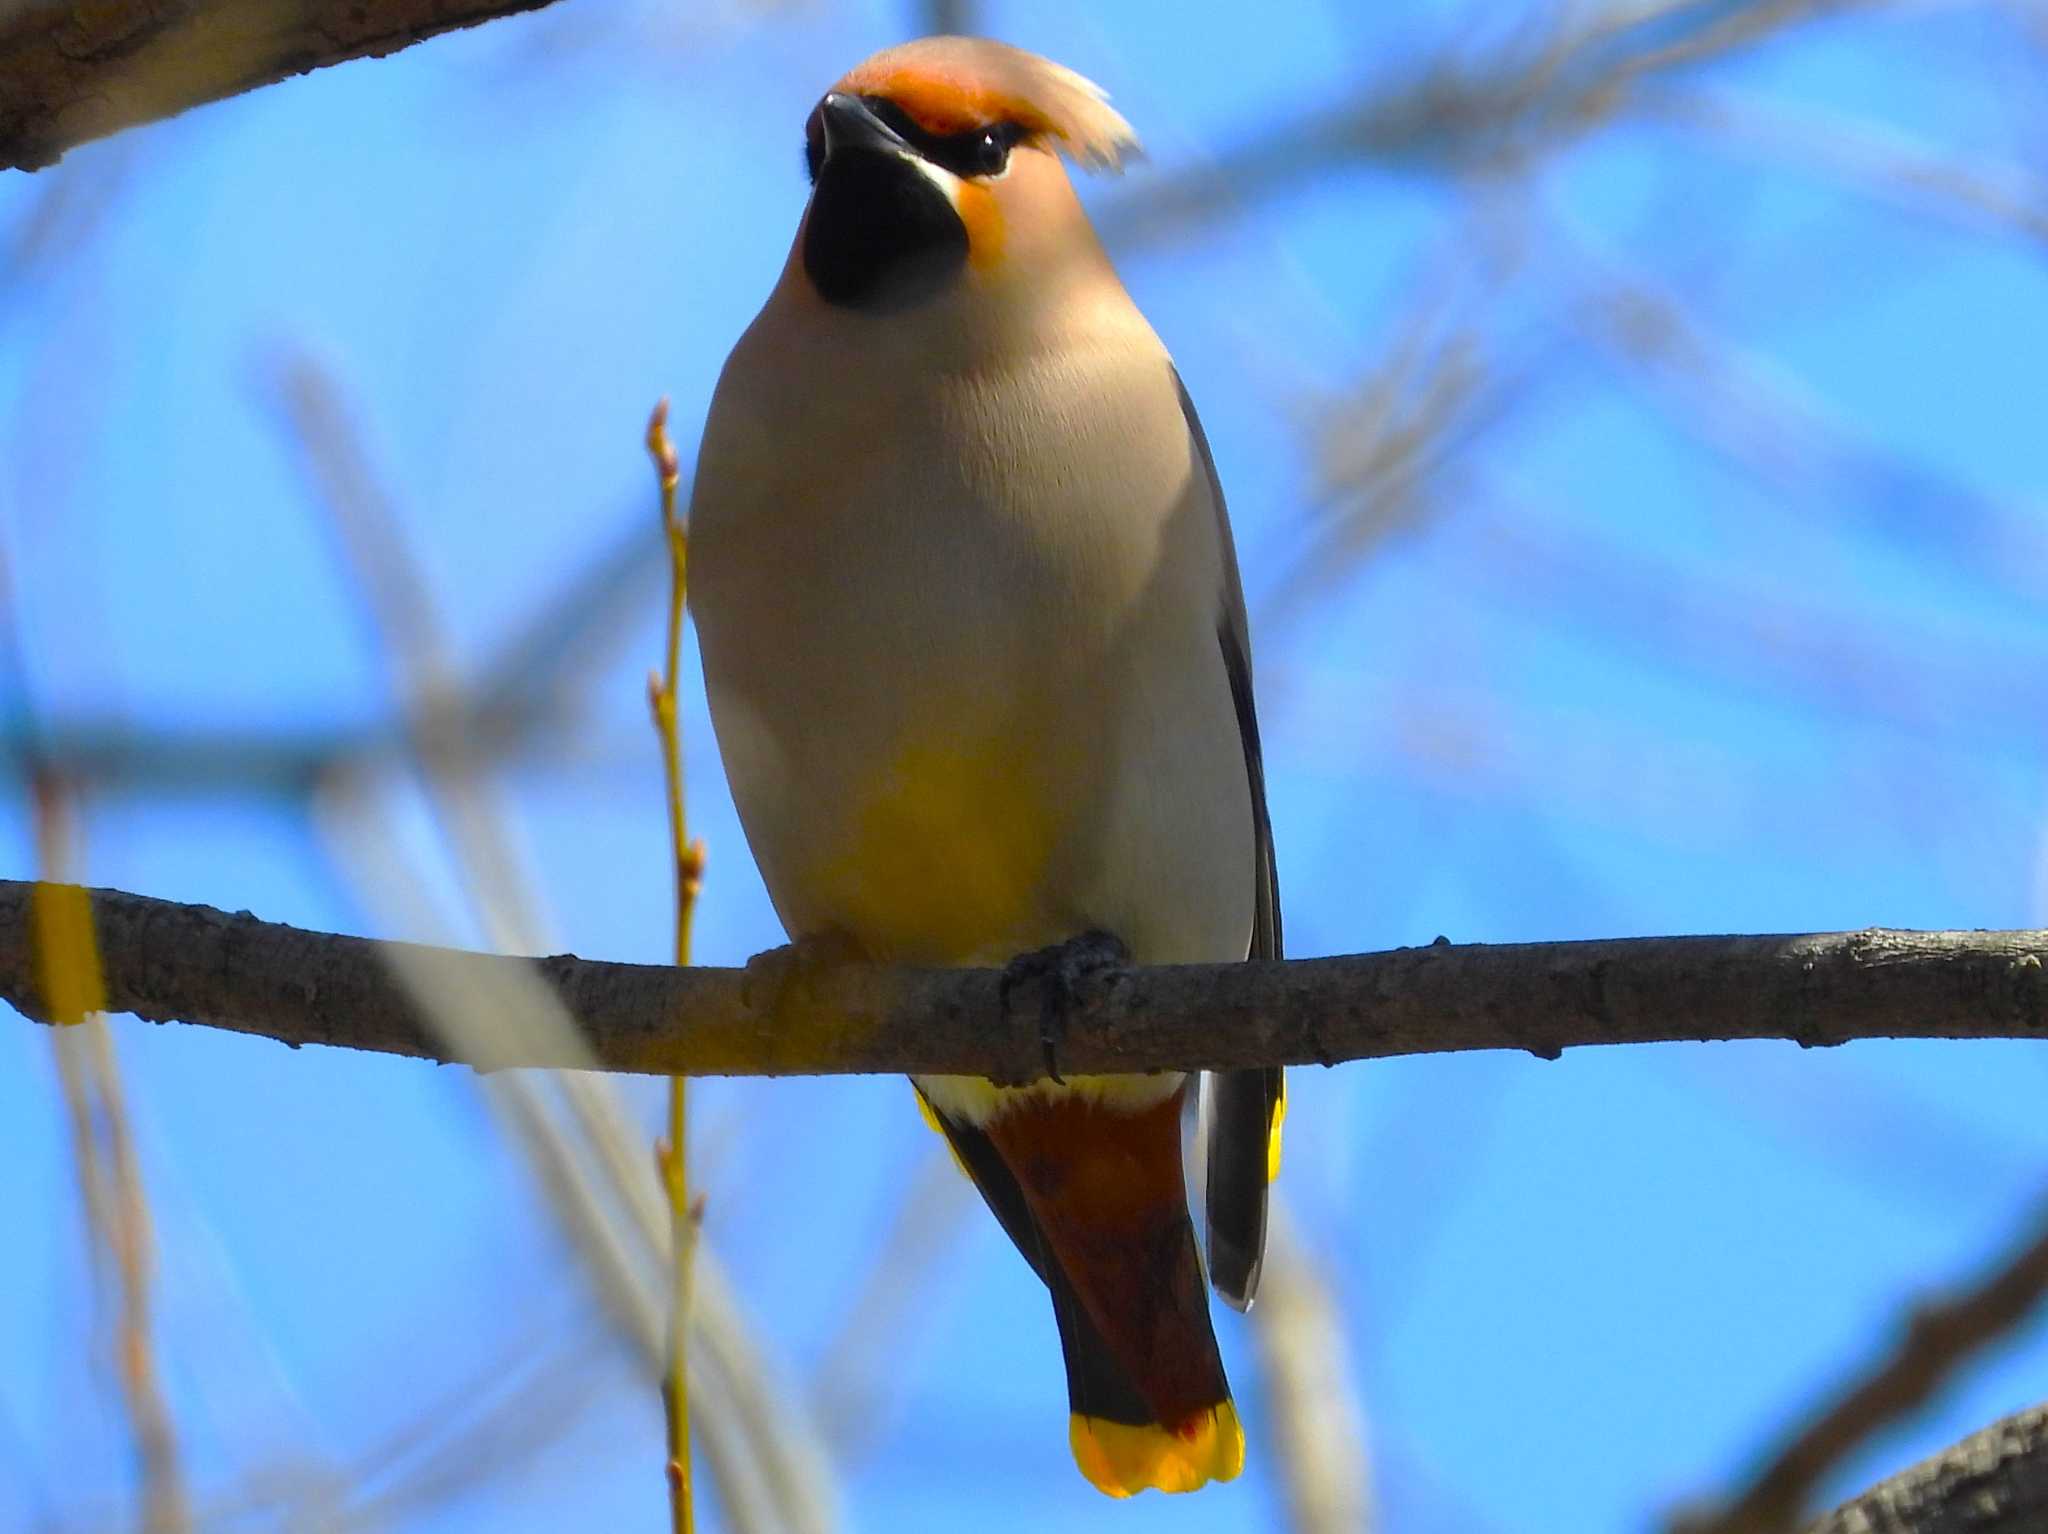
1175,369,1285,1311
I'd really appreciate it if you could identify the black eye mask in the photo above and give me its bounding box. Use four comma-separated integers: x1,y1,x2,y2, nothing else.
805,98,1028,185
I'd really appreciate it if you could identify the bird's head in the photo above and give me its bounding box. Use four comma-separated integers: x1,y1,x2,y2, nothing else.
796,37,1140,313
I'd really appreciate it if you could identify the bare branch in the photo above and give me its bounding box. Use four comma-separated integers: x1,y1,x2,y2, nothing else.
1804,1401,2048,1534
4,880,2046,1077
1678,1199,2048,1534
0,0,567,172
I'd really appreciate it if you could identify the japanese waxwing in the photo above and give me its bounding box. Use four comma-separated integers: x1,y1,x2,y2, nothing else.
687,36,1284,1497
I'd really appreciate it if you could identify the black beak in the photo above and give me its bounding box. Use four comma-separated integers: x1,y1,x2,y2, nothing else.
803,90,967,311
818,92,910,162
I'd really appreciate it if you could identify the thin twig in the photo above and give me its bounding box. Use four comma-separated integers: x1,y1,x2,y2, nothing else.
645,397,704,1534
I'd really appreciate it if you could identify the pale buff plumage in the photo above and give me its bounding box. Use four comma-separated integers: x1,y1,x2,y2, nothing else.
690,62,1253,1118
687,37,1278,1497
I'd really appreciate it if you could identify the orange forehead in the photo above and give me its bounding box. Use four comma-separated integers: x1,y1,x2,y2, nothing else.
835,62,1052,139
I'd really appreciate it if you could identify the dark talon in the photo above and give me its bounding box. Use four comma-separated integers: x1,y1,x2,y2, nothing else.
1040,999,1066,1086
1000,929,1130,1086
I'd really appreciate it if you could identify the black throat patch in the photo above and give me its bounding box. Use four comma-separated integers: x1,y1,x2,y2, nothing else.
803,149,968,312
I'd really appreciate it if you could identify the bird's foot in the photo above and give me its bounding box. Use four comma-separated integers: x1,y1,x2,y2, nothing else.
741,928,866,1014
1000,929,1131,1085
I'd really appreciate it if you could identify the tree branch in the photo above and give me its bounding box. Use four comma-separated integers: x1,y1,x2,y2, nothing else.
1805,1402,2048,1534
0,0,567,173
2,880,2046,1077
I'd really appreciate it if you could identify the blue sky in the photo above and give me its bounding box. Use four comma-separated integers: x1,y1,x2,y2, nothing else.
6,2,2048,1530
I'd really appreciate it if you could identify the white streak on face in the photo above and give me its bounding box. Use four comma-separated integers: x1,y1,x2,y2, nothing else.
905,151,964,205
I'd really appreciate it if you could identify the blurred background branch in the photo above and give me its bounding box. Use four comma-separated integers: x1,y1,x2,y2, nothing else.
272,357,838,1534
1679,1193,2048,1533
1252,1205,1376,1534
33,782,189,1534
1095,0,1875,249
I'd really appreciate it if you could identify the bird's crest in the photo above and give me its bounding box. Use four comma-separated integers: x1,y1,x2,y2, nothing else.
835,37,1141,172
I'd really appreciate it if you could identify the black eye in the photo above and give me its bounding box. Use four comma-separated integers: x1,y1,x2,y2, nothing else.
927,121,1023,180
970,128,1008,175
806,97,1026,184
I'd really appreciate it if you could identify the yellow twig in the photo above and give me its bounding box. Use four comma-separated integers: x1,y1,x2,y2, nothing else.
646,397,704,1534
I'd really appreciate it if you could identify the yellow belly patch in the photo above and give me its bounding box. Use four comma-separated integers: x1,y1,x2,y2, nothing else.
1069,1402,1245,1497
823,727,1059,964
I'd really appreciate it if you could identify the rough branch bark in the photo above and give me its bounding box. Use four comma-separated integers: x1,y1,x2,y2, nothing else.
0,0,567,172
1807,1402,2048,1534
3,880,2047,1076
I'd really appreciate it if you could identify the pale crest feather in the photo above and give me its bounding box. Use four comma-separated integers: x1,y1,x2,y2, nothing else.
836,36,1143,172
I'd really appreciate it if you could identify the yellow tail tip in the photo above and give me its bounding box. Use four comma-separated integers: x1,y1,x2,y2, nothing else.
1069,1402,1245,1497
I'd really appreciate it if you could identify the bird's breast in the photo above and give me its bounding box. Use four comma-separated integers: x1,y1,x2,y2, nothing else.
691,331,1245,970
695,380,1133,962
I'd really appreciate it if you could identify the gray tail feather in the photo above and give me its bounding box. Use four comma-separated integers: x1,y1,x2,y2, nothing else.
1204,1065,1282,1309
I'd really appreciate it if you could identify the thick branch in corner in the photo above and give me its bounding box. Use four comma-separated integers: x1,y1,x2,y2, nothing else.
2,880,2046,1076
0,0,566,173
1805,1401,2048,1534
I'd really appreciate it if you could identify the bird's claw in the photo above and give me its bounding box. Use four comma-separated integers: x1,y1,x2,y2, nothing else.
1000,930,1131,1085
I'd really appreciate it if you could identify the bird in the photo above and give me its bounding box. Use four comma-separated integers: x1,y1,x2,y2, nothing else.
687,36,1284,1498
